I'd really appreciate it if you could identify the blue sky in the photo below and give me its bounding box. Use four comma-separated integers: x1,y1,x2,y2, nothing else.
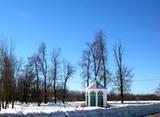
0,0,160,94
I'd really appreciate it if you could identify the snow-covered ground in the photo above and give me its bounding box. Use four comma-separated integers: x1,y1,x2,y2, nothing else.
0,102,101,115
0,101,160,116
108,100,160,107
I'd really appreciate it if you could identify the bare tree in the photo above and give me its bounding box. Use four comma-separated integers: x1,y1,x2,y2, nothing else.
3,55,13,109
98,31,110,87
0,45,5,110
80,48,91,87
38,42,48,104
51,48,61,104
88,39,101,81
20,63,35,103
11,58,23,108
113,41,133,103
62,60,74,104
34,55,41,106
29,54,41,106
155,84,160,96
85,31,110,87
0,39,19,109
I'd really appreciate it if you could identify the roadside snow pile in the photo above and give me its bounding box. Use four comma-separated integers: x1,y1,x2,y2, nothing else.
105,103,160,117
0,101,160,117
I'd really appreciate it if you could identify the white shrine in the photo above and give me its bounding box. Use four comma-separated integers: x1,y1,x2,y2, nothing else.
85,81,107,107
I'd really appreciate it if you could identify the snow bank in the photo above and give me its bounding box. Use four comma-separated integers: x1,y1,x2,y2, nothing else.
65,103,160,117
1,103,160,117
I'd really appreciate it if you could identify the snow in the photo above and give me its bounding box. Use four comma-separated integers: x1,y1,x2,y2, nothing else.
0,101,160,117
108,100,160,108
0,102,100,115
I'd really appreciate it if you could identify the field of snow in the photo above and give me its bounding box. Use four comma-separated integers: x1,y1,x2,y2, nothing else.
0,102,101,115
0,101,160,117
108,100,160,107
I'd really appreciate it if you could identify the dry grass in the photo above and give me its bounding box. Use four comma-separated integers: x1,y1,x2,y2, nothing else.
146,113,160,117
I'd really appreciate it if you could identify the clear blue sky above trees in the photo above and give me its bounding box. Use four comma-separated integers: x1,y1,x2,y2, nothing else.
0,0,160,94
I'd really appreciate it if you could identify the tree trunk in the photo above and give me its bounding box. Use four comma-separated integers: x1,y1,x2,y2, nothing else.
120,67,124,103
120,86,124,103
12,100,14,108
12,82,16,109
2,99,4,109
54,82,57,104
102,56,107,88
0,82,1,111
54,90,57,104
0,101,1,111
44,75,47,104
63,83,66,104
35,63,40,106
86,67,89,86
37,79,40,106
120,77,124,103
0,89,1,111
5,101,8,109
87,78,89,87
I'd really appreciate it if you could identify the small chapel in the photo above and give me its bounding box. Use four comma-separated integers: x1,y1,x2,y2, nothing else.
85,81,107,107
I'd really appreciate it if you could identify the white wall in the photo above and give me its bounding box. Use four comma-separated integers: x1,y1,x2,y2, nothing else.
85,89,107,107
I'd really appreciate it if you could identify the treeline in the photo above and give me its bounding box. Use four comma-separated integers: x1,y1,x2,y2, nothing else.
16,87,85,103
0,39,76,111
0,30,134,111
108,93,160,101
1,30,159,111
